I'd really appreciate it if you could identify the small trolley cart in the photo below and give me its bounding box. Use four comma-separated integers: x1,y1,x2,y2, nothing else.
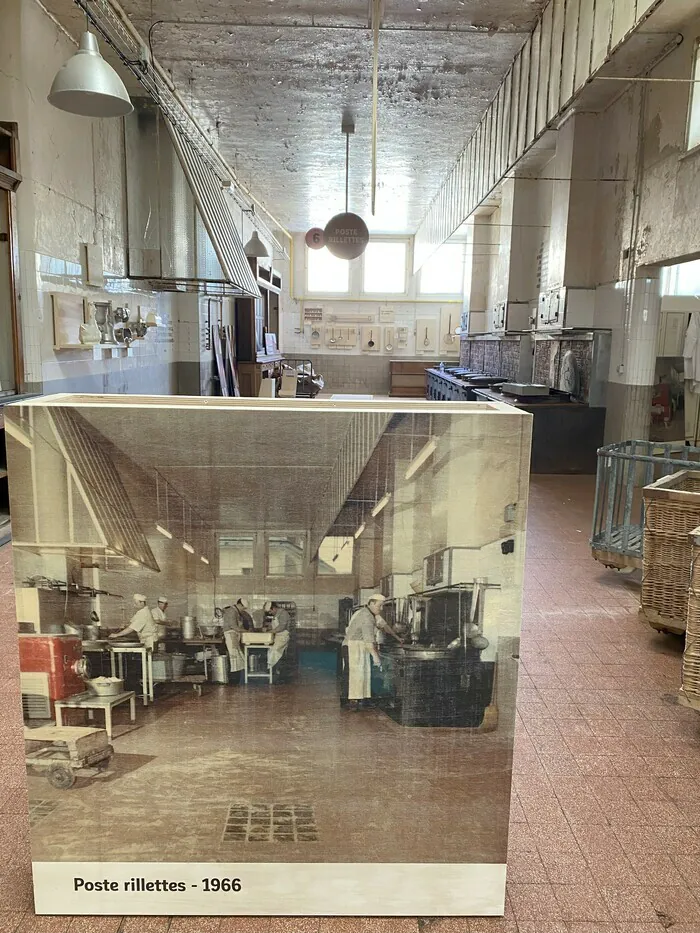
591,440,700,570
24,725,113,789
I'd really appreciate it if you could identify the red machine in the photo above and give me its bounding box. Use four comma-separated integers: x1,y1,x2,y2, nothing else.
19,635,88,717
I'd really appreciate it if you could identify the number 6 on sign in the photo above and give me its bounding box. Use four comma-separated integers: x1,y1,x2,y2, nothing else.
305,228,325,249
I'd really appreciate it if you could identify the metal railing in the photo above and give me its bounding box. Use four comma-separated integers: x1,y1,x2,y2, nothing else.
591,440,700,568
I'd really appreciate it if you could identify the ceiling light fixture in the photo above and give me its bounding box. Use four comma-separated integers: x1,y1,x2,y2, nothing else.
200,556,210,565
244,231,269,258
405,438,437,481
48,31,134,117
354,523,366,540
155,524,172,539
371,492,392,517
183,542,195,554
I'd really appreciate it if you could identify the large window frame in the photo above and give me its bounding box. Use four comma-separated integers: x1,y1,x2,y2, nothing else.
265,531,307,578
418,242,466,298
306,247,351,295
686,39,700,153
361,238,410,296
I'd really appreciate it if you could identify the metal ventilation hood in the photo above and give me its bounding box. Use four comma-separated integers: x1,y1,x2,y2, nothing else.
124,99,260,298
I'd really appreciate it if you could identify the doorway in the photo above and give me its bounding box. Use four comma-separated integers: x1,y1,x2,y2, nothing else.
0,123,22,398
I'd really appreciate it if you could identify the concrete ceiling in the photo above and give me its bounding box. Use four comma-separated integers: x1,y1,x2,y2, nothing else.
45,0,549,233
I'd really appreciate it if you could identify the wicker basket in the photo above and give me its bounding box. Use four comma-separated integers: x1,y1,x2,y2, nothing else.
641,471,700,634
680,527,700,709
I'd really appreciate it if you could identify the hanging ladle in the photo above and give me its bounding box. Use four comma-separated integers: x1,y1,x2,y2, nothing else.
444,314,455,344
368,329,375,348
423,327,430,347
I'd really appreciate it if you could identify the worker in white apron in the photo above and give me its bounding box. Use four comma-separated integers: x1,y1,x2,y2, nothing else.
342,594,385,710
222,602,247,684
267,603,291,671
110,594,160,650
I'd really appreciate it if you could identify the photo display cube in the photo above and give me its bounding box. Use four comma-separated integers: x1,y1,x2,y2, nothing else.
6,395,532,916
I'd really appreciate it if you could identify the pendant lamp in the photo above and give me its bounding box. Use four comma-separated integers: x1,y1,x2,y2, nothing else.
48,31,133,118
244,231,269,258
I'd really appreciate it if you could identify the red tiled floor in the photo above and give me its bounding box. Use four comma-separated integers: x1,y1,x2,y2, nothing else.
2,475,700,930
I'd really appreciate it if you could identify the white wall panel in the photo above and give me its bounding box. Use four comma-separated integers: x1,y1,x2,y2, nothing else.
561,0,580,108
509,60,521,166
536,4,553,135
575,0,595,93
517,44,531,159
548,0,565,122
611,0,636,49
527,22,541,144
591,0,614,72
505,72,514,174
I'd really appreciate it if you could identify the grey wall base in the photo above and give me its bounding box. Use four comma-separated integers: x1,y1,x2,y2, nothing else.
305,355,391,396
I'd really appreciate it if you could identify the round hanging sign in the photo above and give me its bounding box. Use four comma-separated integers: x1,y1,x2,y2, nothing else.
305,227,326,250
324,212,369,260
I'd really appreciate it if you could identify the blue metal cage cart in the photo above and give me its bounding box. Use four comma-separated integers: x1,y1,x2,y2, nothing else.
591,440,700,570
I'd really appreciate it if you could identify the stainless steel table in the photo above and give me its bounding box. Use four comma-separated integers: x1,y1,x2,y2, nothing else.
109,645,154,706
54,690,136,739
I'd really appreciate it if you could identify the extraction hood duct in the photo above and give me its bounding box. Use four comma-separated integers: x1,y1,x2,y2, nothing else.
124,99,260,297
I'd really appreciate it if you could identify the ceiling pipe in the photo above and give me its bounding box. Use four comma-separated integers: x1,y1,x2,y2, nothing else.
370,0,380,216
145,19,531,36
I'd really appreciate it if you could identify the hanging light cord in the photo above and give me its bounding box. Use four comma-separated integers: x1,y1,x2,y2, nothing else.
345,131,350,213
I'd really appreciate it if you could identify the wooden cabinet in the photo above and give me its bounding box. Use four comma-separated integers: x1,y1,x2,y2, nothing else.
235,258,283,396
389,359,440,398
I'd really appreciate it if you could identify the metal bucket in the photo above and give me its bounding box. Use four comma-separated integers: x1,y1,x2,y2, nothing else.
209,654,230,683
181,616,196,639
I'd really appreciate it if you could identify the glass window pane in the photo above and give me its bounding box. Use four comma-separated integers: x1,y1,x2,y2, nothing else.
307,248,350,293
419,243,465,295
661,258,700,296
219,535,255,575
362,242,407,294
688,46,700,150
317,536,354,575
267,534,306,576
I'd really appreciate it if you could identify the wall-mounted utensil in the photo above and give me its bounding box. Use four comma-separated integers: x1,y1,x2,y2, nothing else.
368,330,375,348
423,327,430,347
444,314,455,344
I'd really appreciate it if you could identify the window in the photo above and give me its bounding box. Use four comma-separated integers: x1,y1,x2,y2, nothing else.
661,259,700,296
266,533,306,576
362,241,407,294
317,536,354,575
307,248,350,293
219,535,255,575
419,243,465,295
688,42,700,151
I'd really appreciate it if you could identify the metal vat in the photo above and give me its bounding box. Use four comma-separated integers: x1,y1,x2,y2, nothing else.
209,654,230,683
181,616,196,639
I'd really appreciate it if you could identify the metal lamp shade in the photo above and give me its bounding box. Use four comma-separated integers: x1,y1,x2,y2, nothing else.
48,32,133,118
244,231,269,258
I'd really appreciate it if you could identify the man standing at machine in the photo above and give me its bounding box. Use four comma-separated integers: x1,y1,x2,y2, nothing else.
109,593,161,650
342,594,385,711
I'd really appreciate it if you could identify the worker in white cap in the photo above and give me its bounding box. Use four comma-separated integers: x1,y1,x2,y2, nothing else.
341,594,386,711
109,593,160,650
221,598,253,684
151,596,168,641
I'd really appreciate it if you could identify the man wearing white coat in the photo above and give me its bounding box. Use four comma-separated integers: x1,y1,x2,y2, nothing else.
342,594,385,711
109,594,160,650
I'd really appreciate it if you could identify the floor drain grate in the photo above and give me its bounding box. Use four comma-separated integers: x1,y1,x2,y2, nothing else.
223,802,318,843
28,799,59,826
